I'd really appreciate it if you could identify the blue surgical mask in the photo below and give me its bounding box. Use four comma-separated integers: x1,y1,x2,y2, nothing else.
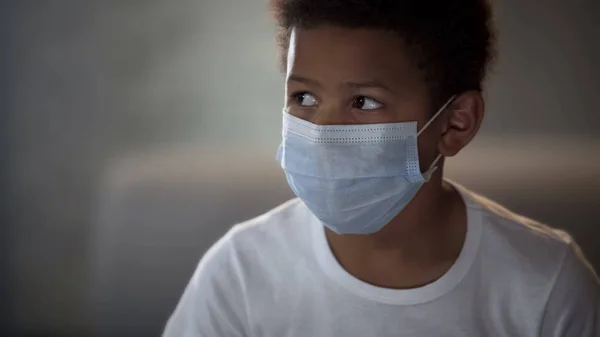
276,96,456,235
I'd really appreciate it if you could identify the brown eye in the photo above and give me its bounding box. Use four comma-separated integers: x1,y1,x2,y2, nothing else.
293,92,318,107
352,96,383,110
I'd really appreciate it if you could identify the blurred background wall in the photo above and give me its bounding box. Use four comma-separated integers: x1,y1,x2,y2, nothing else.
1,0,599,336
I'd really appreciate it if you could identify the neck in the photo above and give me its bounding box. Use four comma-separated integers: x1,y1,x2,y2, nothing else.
325,177,467,289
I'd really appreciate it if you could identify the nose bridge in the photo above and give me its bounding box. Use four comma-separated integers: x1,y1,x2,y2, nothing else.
311,103,348,126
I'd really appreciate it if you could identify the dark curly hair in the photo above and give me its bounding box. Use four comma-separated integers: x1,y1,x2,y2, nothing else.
269,0,496,107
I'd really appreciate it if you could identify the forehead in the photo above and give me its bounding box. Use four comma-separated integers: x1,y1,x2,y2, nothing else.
286,26,422,89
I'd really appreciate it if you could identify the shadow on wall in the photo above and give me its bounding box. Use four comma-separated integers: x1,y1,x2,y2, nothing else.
89,138,600,337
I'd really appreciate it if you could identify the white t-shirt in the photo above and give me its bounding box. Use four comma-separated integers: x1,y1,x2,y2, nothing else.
163,183,600,337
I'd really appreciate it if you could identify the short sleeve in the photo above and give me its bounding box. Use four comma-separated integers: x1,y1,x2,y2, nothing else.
539,242,600,337
162,232,250,337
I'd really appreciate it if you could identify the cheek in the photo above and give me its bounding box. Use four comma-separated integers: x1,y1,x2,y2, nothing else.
416,121,446,165
382,83,434,123
287,108,315,122
388,102,432,124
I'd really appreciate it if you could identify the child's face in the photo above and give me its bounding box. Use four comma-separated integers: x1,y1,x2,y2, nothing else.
284,25,434,127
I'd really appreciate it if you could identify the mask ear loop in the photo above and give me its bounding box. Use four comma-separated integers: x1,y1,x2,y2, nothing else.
418,95,457,182
422,154,443,182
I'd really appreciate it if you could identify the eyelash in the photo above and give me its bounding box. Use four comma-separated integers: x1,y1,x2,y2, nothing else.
290,91,307,100
289,91,317,106
289,91,384,110
352,96,383,110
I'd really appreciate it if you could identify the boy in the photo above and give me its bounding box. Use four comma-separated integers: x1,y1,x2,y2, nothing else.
164,0,600,336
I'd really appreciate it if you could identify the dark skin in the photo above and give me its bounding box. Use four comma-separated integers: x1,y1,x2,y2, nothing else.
284,26,485,289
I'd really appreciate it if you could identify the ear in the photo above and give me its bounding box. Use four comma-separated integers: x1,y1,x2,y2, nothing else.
438,91,485,157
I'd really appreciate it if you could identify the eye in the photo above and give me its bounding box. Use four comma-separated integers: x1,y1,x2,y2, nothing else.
292,92,318,107
352,96,383,110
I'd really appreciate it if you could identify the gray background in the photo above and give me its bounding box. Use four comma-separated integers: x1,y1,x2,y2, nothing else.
2,0,599,336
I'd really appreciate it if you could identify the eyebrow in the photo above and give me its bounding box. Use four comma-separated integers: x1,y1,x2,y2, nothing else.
344,80,394,94
287,74,323,89
287,74,394,94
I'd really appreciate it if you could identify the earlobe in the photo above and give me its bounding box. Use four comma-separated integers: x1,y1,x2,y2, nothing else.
438,91,485,157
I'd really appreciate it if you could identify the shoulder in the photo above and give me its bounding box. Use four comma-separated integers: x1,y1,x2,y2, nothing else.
539,240,600,336
456,180,598,284
198,198,313,285
457,183,574,268
163,199,310,336
455,183,599,334
227,198,312,257
453,182,591,297
194,197,314,310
